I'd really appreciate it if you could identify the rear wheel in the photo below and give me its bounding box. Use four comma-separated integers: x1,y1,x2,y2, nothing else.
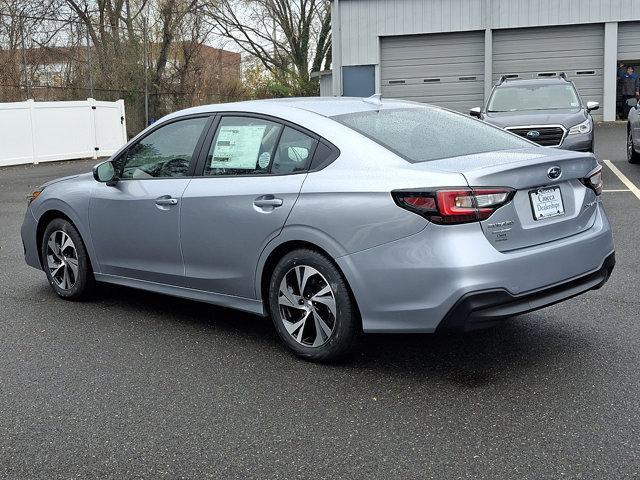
41,218,94,300
628,128,640,164
268,249,358,362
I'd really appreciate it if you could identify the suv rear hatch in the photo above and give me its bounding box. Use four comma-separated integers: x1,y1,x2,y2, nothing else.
425,147,601,252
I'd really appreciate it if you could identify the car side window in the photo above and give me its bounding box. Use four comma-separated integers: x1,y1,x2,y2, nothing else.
203,117,283,176
116,117,208,179
270,127,318,175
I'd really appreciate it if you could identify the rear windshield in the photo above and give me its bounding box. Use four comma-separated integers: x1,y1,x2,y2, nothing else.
331,107,531,163
488,84,581,112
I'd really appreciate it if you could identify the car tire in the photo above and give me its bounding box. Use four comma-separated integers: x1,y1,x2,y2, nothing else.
268,249,359,362
628,128,640,164
40,218,94,300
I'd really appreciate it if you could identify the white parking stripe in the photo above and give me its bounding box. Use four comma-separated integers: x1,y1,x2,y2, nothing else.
603,189,631,192
602,160,640,201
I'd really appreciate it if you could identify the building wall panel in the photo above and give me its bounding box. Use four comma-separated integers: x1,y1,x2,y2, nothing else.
338,0,640,66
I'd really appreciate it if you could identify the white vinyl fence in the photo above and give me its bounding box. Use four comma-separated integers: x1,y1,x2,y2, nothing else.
0,98,127,167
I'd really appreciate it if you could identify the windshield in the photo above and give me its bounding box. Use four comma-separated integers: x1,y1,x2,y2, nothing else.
331,106,531,163
487,84,581,112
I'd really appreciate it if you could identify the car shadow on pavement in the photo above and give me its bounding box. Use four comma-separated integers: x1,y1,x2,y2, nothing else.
46,281,594,388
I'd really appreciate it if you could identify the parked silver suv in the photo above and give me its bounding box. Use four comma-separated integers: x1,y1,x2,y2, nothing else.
470,74,599,152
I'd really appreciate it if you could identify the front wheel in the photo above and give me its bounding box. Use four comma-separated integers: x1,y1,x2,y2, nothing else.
268,249,359,362
40,218,94,300
628,129,640,164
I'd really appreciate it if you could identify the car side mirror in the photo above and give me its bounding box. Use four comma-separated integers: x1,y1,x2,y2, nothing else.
469,107,482,118
93,160,118,186
625,98,638,108
587,101,600,112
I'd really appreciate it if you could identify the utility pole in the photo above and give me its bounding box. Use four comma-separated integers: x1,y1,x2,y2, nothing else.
19,14,31,100
143,16,149,126
86,24,94,97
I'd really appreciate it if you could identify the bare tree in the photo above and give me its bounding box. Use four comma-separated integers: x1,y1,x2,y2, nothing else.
204,0,332,95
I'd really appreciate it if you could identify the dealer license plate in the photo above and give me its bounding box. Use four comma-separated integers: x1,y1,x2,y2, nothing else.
529,186,565,220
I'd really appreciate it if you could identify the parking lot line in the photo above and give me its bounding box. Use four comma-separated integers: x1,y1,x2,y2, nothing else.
603,189,631,192
602,160,640,201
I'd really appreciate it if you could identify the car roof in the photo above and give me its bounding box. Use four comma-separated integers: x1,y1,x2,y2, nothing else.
496,77,573,88
163,96,431,121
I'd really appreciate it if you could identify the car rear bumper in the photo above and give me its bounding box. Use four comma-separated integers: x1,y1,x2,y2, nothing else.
336,203,614,333
437,252,615,332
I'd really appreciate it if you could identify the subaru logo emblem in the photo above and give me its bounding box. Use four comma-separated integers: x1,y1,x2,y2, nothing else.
527,130,540,139
547,166,562,180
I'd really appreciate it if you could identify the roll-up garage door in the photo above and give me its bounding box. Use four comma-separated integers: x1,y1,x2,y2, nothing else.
493,25,604,119
380,31,485,113
618,22,640,61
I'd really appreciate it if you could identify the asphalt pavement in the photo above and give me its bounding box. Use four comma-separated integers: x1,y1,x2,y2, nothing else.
1,123,639,479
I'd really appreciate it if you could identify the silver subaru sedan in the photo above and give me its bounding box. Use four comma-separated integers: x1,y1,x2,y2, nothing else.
21,97,615,361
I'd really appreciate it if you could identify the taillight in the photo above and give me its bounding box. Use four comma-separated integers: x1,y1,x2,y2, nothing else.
581,166,603,196
392,187,514,224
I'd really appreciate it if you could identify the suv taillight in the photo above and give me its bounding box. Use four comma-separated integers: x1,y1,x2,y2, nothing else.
392,188,515,224
581,166,603,196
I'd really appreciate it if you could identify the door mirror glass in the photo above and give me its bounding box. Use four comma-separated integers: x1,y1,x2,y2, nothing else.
625,98,637,108
469,107,482,118
93,160,116,183
587,101,600,111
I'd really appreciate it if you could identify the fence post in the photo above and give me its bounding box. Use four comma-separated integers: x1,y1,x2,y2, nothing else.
88,98,98,159
118,99,128,143
27,99,38,164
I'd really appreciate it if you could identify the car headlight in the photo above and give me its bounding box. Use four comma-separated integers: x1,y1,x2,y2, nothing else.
568,119,592,135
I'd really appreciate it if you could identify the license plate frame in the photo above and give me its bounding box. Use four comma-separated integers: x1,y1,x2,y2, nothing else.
529,185,565,221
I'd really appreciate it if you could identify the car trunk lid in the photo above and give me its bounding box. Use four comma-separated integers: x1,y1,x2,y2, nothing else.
424,147,601,251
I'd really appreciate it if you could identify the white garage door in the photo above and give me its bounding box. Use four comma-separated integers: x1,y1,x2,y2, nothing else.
493,24,604,119
619,22,640,61
380,31,485,113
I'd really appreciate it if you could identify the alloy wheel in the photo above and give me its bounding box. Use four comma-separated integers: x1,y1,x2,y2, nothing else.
628,131,635,161
46,230,79,290
277,265,337,347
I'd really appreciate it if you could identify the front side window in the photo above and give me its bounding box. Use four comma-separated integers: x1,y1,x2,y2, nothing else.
118,117,208,179
487,84,581,112
332,106,531,163
204,117,282,176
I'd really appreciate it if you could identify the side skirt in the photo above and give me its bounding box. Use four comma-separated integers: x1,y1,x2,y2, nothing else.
94,273,267,316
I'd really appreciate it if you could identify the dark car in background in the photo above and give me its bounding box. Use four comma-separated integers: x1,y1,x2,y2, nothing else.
470,74,600,152
627,97,640,164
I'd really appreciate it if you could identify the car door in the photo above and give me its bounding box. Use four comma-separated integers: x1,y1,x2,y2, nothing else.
180,114,318,298
90,115,211,285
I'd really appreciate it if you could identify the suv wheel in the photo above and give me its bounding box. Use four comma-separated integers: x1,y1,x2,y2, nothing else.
41,218,94,299
268,249,358,362
628,128,640,164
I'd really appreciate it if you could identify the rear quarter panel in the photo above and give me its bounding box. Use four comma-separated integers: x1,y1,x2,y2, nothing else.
284,124,468,256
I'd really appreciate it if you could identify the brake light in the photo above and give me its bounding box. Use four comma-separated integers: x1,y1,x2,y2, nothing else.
581,166,603,196
392,188,514,224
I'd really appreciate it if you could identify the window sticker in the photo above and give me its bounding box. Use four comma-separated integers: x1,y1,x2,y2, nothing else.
210,125,266,169
258,152,271,169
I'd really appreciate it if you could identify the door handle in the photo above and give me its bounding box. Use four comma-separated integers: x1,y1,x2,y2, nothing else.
254,197,283,208
155,197,178,206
